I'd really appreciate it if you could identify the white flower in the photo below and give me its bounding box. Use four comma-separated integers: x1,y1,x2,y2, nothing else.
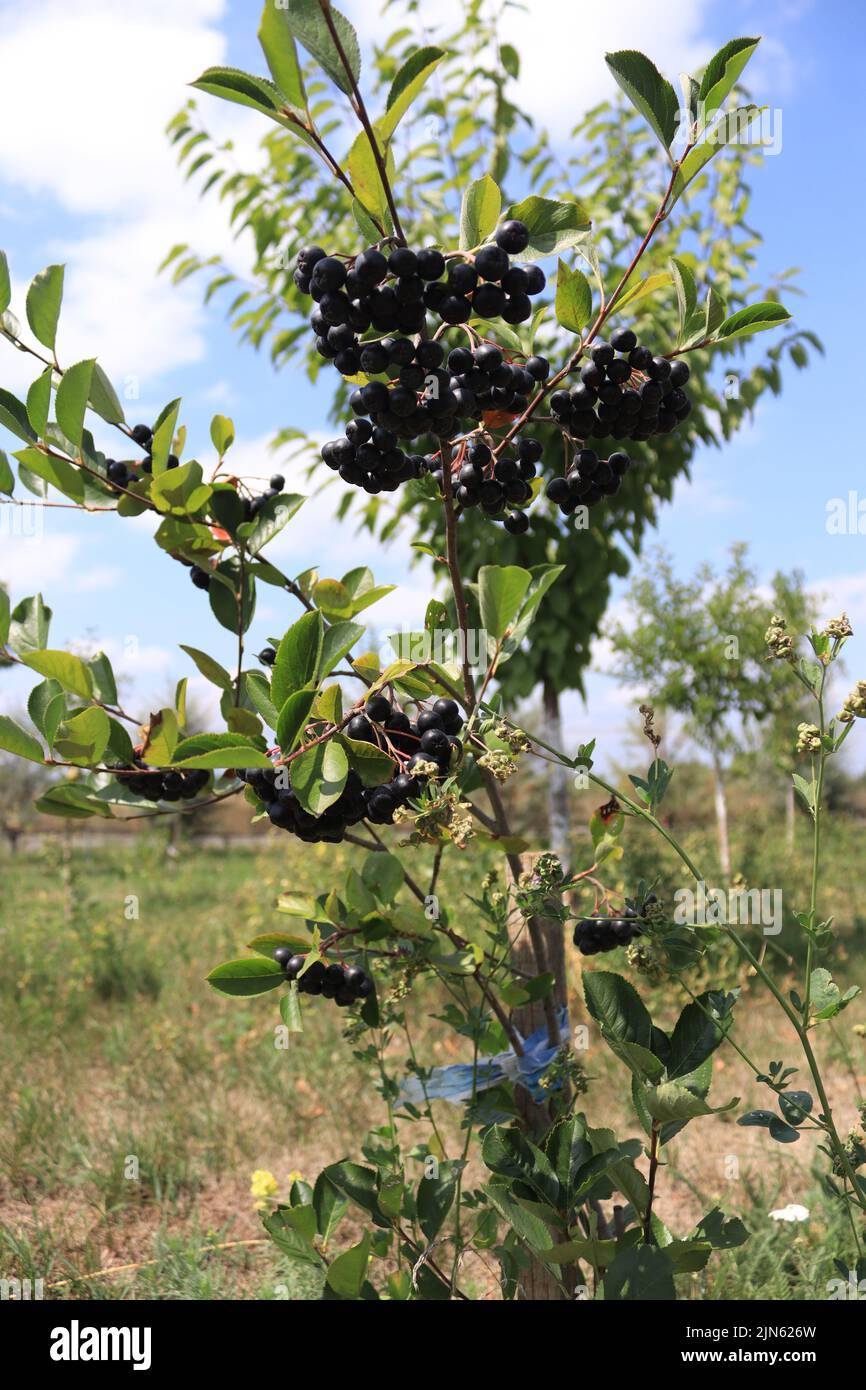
769,1203,810,1223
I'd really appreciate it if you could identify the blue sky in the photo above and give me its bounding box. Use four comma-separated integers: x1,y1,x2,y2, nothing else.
1,0,865,769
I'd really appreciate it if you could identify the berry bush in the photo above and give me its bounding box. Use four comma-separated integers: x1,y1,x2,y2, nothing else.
0,5,862,1302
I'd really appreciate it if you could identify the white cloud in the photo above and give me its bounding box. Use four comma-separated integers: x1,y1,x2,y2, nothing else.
0,529,79,589
0,0,265,390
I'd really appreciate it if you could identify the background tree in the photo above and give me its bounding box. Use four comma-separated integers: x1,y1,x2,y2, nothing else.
166,5,821,864
606,544,812,874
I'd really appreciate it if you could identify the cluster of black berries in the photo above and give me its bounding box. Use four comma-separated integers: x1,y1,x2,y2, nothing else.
294,220,543,348
237,695,464,843
274,949,374,1007
118,752,210,803
572,894,657,955
445,434,542,533
550,328,692,448
545,446,632,514
242,473,285,521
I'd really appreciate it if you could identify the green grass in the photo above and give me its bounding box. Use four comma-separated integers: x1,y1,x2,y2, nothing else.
1,819,864,1300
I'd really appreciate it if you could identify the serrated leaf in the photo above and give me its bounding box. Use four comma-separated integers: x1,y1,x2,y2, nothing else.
605,50,679,155
207,956,286,996
555,259,592,333
0,715,45,763
280,0,361,98
25,264,64,352
712,301,791,344
460,174,501,250
55,359,95,447
291,737,348,815
257,0,307,110
379,46,445,139
698,37,760,121
21,648,92,698
272,610,323,707
505,195,591,260
276,689,317,755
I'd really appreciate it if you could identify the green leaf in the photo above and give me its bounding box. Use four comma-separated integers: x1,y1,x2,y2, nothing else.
0,586,9,644
87,363,125,425
479,564,531,644
666,992,735,1079
313,1172,347,1243
25,264,64,352
180,644,233,692
150,398,181,475
482,1184,556,1255
291,737,348,815
361,851,404,904
643,1081,736,1123
380,47,446,139
280,984,304,1033
481,1125,561,1208
53,706,110,765
151,460,211,516
347,127,395,229
326,1231,370,1300
27,681,64,745
809,968,861,1021
604,1244,676,1301
8,594,51,652
320,620,365,677
605,50,679,155
0,449,14,494
501,564,564,658
206,956,286,996
352,200,381,243
313,578,353,620
171,732,271,769
0,249,9,315
280,0,361,98
712,301,791,344
191,66,285,118
262,1207,323,1267
55,359,95,447
0,387,37,444
768,1116,801,1144
13,446,86,504
694,1207,749,1250
616,270,672,311
238,491,304,555
459,174,501,251
0,715,44,763
209,413,235,456
21,648,92,699
271,610,324,707
698,37,760,121
209,561,256,635
321,1162,390,1228
245,670,279,729
505,196,591,261
36,783,112,818
338,733,396,787
669,107,762,207
26,369,52,436
276,689,317,755
778,1090,813,1127
555,259,592,333
670,256,697,341
257,0,306,110
583,970,655,1051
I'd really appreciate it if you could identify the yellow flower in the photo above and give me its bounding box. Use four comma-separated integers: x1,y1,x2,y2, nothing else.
250,1168,279,1206
287,1169,304,1185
